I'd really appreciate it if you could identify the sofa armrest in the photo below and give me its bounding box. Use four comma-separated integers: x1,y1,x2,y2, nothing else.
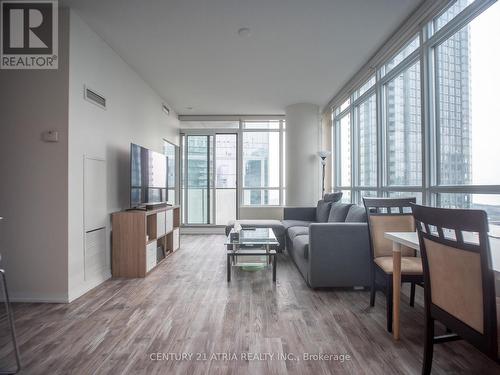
283,207,316,221
307,222,371,287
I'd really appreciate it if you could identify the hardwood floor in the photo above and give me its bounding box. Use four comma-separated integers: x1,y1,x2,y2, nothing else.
1,235,499,374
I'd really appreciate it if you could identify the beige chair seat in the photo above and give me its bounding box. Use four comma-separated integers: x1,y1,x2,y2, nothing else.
374,256,423,275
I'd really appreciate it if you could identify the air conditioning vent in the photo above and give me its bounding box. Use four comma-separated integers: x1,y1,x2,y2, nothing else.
162,104,170,116
84,86,106,109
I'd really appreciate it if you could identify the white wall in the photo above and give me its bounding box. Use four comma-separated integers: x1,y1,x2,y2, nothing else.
285,103,321,206
0,10,70,302
67,10,180,301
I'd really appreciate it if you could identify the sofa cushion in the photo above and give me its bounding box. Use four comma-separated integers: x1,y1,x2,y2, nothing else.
345,205,367,223
323,192,343,202
316,200,332,222
282,220,312,230
293,235,310,260
328,202,353,222
225,219,285,236
287,226,309,240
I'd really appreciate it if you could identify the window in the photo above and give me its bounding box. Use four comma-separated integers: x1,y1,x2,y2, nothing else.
339,98,351,113
384,61,422,186
388,191,423,204
337,113,351,187
185,135,211,224
215,134,237,225
354,75,376,99
242,131,281,205
437,193,500,222
329,0,499,213
382,35,419,75
433,0,474,34
282,125,286,202
243,120,280,129
435,1,500,185
340,190,352,203
243,190,280,206
356,94,377,187
360,190,378,199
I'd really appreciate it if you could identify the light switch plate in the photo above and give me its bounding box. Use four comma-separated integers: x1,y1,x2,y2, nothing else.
42,130,59,142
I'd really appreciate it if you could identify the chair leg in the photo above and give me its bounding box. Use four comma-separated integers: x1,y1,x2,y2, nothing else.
422,317,434,375
386,277,393,333
370,268,376,307
410,282,416,307
0,269,22,374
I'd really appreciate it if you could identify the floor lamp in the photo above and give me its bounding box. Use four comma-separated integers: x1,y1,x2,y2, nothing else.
318,150,331,198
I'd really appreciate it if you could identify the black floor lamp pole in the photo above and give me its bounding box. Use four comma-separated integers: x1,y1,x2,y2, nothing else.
321,162,325,197
319,156,327,198
318,151,330,199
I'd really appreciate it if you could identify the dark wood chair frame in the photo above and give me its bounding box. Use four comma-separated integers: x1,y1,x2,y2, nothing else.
411,203,499,374
363,197,424,333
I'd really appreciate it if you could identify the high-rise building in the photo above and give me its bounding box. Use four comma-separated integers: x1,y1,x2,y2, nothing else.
435,0,472,208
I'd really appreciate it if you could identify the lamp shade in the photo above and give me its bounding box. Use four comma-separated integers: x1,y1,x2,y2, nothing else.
317,150,331,159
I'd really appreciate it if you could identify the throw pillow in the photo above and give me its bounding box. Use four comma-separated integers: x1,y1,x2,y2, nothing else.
345,205,368,223
316,200,332,222
323,191,343,202
328,202,354,222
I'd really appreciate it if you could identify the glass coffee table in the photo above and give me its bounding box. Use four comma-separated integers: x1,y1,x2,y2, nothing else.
225,228,278,282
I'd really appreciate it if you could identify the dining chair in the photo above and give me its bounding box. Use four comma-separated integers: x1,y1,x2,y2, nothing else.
363,197,424,332
411,204,499,374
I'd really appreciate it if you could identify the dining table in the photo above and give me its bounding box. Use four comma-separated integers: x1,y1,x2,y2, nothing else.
384,226,500,340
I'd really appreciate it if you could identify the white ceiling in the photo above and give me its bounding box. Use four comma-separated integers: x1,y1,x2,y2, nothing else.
64,0,422,115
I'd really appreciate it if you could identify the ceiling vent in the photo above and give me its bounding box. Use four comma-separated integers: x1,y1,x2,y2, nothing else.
84,86,106,109
162,104,170,116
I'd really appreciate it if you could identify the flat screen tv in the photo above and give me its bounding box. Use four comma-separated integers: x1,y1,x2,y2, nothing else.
130,143,168,208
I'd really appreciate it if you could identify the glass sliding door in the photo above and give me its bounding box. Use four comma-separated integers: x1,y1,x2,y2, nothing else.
215,134,237,225
185,135,211,224
182,133,237,225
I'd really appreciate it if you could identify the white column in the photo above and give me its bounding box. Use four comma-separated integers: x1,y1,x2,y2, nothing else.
285,103,321,206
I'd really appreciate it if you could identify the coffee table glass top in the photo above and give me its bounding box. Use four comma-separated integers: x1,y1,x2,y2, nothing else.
225,228,279,246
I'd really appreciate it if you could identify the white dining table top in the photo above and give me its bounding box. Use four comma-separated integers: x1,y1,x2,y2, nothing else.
385,229,500,273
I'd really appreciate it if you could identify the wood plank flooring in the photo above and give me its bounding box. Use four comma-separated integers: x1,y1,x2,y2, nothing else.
1,235,499,374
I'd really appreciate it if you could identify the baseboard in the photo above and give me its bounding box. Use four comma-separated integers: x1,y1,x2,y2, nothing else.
68,272,112,303
5,293,69,304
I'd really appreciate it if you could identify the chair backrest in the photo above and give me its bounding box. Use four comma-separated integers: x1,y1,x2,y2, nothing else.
363,197,417,258
411,203,497,359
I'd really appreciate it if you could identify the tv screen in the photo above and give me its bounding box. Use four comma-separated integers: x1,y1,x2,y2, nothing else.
130,143,168,208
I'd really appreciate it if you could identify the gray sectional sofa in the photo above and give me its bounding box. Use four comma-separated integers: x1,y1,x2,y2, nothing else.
225,193,371,288
283,199,371,288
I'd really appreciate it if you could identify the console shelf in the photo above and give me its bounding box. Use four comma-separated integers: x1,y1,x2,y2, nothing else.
111,205,180,278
